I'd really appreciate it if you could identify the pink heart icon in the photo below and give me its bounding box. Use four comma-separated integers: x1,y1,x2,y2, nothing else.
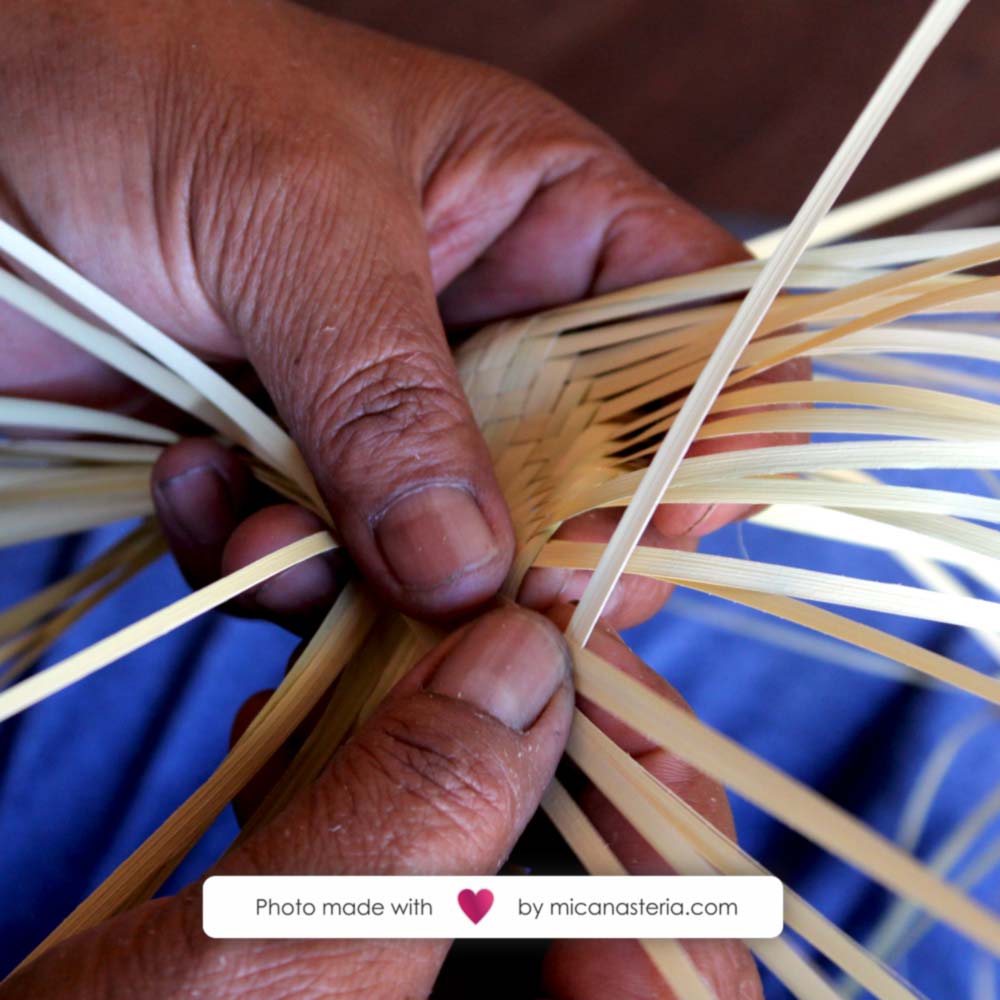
457,888,494,925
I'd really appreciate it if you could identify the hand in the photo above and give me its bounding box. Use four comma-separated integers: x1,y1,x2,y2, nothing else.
0,606,762,999
0,0,798,630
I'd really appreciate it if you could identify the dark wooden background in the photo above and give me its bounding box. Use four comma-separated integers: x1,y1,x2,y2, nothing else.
314,1,1000,228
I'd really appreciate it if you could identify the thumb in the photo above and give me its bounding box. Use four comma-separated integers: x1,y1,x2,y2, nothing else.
1,608,572,999
211,606,573,996
220,184,514,621
225,605,573,880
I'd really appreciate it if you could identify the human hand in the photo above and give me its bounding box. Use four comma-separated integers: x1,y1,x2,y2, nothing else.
0,606,761,999
0,0,801,630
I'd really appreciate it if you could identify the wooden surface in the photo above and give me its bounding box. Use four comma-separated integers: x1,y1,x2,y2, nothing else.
316,1,1000,227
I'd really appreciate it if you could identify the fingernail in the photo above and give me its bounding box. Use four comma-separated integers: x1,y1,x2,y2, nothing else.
428,608,570,730
375,485,499,591
155,464,235,546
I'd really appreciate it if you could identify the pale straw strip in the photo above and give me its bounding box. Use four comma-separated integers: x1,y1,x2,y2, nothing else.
0,533,164,688
702,378,1000,425
567,714,911,1000
235,611,433,841
544,781,848,1000
0,270,223,435
0,521,157,641
804,226,1000,268
639,481,1000,527
847,514,1000,661
737,274,1000,386
668,591,915,684
0,440,162,465
541,782,720,1000
691,406,1000,445
749,148,1000,258
571,645,1000,955
0,397,177,444
757,498,1000,592
578,104,983,624
0,494,154,548
530,220,996,346
16,584,375,967
0,531,335,723
687,581,999,703
544,541,1000,647
569,0,976,631
824,353,1000,398
590,270,1000,423
539,225,998,347
569,441,1000,515
0,222,319,507
0,465,151,503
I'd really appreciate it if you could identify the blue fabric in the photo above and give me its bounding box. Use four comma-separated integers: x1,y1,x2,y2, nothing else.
1,498,998,997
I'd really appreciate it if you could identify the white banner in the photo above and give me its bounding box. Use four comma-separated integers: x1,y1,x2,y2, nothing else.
203,875,783,940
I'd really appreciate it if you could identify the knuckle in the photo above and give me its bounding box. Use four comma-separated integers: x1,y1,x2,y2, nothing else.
341,706,518,869
308,346,468,479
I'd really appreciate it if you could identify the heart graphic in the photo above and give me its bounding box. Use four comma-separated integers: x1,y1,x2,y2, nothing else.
457,888,494,925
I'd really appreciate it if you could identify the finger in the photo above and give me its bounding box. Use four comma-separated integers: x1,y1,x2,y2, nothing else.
150,438,253,586
153,440,349,633
426,93,805,545
216,605,572,997
432,120,746,325
518,509,693,630
542,610,762,1000
5,608,573,999
219,504,349,633
214,178,514,623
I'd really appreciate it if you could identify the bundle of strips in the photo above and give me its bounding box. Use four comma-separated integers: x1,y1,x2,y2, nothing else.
3,0,1000,996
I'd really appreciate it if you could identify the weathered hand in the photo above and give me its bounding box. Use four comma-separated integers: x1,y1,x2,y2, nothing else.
0,0,794,630
1,606,761,999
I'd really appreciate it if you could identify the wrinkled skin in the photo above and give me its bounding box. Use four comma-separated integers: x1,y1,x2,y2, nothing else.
0,0,805,632
1,606,763,999
0,0,800,994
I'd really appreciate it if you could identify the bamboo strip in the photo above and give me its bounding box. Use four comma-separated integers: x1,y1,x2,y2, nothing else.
0,222,320,508
543,783,853,1000
0,532,336,723
0,522,157,641
0,440,162,465
542,541,1000,647
0,533,164,688
749,148,1000,257
0,495,154,548
571,645,1000,955
540,782,721,1000
16,584,375,967
234,610,426,841
755,504,1000,596
0,397,177,443
668,591,918,684
690,581,998,703
567,713,916,1000
0,465,152,503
